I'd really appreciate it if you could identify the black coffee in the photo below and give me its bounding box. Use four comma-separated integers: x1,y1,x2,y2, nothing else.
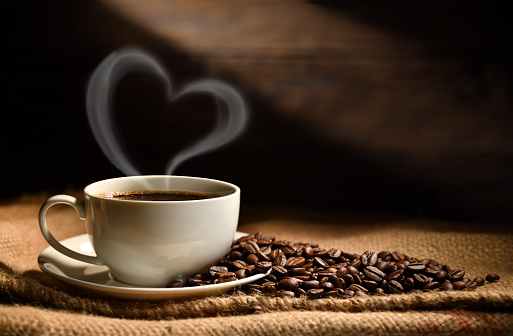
98,190,217,201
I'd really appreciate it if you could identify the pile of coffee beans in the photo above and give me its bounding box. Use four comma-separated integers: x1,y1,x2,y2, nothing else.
168,232,500,299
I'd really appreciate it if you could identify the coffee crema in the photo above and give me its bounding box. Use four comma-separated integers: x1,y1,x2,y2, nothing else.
97,190,218,201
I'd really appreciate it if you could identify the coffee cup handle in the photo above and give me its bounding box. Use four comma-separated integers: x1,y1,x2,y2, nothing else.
39,195,104,266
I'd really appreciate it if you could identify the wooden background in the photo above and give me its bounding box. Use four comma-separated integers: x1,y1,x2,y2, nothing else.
2,0,512,222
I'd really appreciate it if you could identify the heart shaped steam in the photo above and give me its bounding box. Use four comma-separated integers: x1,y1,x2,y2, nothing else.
86,47,248,176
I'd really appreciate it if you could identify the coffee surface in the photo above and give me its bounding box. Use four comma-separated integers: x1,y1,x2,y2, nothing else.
98,190,217,201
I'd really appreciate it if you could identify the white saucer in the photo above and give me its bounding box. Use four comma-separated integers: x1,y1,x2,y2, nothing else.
38,232,269,301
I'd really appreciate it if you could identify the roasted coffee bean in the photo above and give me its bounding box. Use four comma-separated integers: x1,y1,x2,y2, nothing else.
406,263,426,273
328,275,344,289
279,278,300,291
349,259,362,269
245,254,259,265
296,288,307,297
423,281,440,290
440,282,454,291
486,273,500,282
256,250,271,262
314,256,329,268
336,267,348,277
323,290,339,297
452,281,468,290
282,246,297,257
383,264,398,274
229,251,244,261
403,277,415,290
448,269,465,281
303,246,314,258
413,273,429,287
285,256,306,268
235,269,247,279
378,251,392,261
363,266,386,282
209,266,229,277
360,251,378,267
320,281,334,291
392,251,406,261
374,288,385,295
433,271,447,282
473,277,485,286
307,288,324,299
344,290,355,297
262,283,278,296
302,280,320,290
255,261,273,273
313,248,328,257
442,265,452,273
268,273,278,282
348,284,368,293
269,249,280,260
288,267,308,276
167,281,184,288
280,291,296,298
387,280,404,294
346,265,359,276
274,254,287,267
327,248,342,259
362,280,378,291
343,274,355,287
387,269,405,281
375,261,389,272
245,241,260,254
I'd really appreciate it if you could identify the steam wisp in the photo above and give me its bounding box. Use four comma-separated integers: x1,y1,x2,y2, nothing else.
86,47,248,176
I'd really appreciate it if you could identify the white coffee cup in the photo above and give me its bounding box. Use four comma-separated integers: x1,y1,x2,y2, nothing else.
38,175,240,287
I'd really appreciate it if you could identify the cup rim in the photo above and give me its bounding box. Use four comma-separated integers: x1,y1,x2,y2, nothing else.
84,175,240,203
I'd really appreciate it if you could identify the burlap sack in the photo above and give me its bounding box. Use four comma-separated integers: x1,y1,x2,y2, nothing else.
1,195,512,335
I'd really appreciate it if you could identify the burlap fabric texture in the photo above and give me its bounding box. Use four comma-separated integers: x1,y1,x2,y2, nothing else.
1,194,513,335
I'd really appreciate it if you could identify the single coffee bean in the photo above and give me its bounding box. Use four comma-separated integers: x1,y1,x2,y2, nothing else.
245,241,260,254
256,250,271,262
374,288,385,295
245,254,259,265
274,254,287,267
343,274,355,286
378,251,392,261
255,261,273,273
349,259,362,269
344,290,355,297
387,280,404,294
303,246,314,258
423,281,440,290
362,280,378,291
403,277,415,290
348,284,368,293
387,269,405,281
307,288,324,299
302,280,320,290
322,290,339,298
320,281,334,291
383,264,398,274
413,273,429,287
280,291,296,298
452,281,468,290
346,265,359,276
406,263,426,273
235,269,247,279
279,278,300,291
231,260,249,269
486,273,500,282
167,281,184,288
434,271,447,282
449,270,465,281
282,246,297,256
229,251,244,261
392,251,406,261
327,248,342,259
288,267,308,276
336,267,348,277
296,287,307,297
363,266,386,282
473,277,485,286
285,256,306,268
269,249,280,260
209,266,229,277
442,265,452,273
328,275,344,289
440,282,454,291
360,251,378,267
314,257,330,268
